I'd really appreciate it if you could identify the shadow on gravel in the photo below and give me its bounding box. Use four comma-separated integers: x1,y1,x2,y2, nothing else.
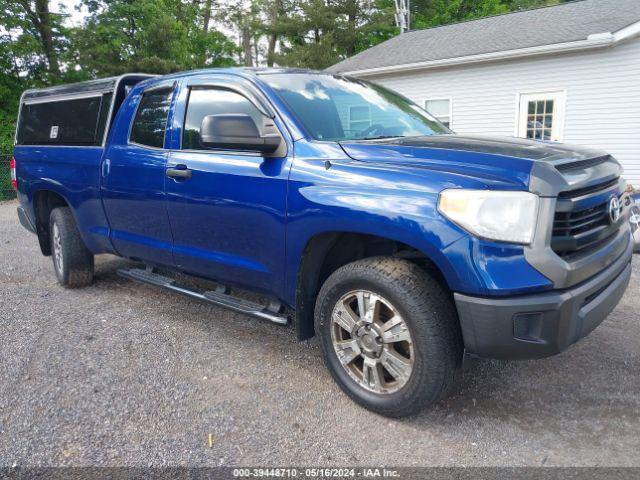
90,254,639,435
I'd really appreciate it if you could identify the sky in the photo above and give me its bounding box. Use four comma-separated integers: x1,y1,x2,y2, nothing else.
55,0,87,27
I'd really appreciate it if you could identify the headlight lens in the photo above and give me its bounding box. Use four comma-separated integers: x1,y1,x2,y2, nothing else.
438,189,539,245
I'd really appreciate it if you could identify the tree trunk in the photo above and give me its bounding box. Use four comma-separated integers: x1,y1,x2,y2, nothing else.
242,22,253,66
203,0,212,32
20,0,60,75
267,33,277,66
266,0,281,67
254,36,259,66
346,0,356,56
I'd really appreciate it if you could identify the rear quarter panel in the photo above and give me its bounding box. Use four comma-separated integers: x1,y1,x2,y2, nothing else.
13,145,114,254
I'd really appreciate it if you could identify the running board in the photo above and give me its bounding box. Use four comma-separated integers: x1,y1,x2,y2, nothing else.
117,267,290,326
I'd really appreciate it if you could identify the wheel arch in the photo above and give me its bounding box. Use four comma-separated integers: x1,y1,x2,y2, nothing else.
32,189,72,256
293,231,453,341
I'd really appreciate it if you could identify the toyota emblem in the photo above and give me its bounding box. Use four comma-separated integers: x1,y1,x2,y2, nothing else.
608,197,622,223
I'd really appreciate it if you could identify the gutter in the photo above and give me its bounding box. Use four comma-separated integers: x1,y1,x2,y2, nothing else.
338,20,640,78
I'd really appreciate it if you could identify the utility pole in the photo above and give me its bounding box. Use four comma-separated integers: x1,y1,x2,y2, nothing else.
394,0,410,34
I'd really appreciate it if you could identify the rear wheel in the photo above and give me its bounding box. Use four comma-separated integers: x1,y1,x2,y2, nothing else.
315,257,461,417
49,207,94,288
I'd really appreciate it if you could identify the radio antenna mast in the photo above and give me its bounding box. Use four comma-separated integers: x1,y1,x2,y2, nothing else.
394,0,410,33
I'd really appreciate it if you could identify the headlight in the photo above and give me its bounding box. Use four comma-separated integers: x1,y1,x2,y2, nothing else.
438,189,539,245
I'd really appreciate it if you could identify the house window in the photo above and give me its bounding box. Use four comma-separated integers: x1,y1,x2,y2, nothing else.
348,105,371,134
425,99,451,128
517,91,565,142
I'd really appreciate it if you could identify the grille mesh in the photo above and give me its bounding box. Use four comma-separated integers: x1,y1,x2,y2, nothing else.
552,179,622,258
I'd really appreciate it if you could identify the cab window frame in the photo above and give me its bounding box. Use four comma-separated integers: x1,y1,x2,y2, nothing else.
128,84,175,150
180,85,276,155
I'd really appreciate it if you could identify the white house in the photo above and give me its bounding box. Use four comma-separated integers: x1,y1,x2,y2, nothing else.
327,0,640,186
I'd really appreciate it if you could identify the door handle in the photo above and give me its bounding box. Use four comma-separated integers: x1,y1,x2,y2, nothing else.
102,158,111,177
166,165,192,180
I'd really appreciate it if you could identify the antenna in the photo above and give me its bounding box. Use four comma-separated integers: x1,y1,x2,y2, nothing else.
394,0,410,33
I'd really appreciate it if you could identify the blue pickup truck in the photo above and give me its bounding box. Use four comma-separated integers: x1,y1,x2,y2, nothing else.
12,69,633,417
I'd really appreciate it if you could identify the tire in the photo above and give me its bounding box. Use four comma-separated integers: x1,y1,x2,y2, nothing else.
315,257,462,417
49,207,94,288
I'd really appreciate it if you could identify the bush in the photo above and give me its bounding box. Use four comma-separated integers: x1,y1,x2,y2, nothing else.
0,113,16,200
0,105,17,200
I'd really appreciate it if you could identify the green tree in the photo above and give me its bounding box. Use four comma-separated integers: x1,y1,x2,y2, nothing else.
270,0,566,69
74,0,238,76
0,0,84,185
410,0,570,29
1,0,66,79
273,0,395,69
0,0,240,168
410,0,509,29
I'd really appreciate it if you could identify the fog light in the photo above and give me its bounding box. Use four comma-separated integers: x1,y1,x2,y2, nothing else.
513,312,545,343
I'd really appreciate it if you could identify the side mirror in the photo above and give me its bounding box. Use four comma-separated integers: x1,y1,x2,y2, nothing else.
199,114,280,154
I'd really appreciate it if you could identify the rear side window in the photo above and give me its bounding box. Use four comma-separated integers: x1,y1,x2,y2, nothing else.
130,88,173,148
17,95,109,146
182,88,264,150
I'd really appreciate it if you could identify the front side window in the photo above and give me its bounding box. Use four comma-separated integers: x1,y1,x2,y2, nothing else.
130,88,173,148
262,73,450,141
183,88,264,150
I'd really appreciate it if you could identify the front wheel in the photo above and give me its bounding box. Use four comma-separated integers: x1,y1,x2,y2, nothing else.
315,257,462,417
49,207,94,288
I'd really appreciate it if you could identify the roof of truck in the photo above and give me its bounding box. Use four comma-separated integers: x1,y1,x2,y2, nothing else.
21,69,339,103
142,67,327,81
24,68,337,96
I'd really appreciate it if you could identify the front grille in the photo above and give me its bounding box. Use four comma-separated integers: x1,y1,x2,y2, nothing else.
551,178,622,258
557,177,619,199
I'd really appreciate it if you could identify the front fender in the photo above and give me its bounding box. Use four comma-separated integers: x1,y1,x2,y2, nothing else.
284,143,553,304
284,150,467,305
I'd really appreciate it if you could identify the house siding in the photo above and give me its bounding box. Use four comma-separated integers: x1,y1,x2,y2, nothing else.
368,38,640,186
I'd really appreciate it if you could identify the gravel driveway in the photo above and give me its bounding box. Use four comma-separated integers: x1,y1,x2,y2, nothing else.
1,199,639,467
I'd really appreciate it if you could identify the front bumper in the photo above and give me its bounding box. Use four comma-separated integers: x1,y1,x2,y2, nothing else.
455,235,632,360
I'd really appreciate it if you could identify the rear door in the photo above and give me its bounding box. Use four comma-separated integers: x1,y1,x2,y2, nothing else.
101,80,176,265
164,76,291,297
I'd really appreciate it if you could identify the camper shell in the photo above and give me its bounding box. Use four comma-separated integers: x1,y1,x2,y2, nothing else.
16,74,154,147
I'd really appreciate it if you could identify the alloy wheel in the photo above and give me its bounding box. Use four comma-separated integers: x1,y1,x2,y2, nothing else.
52,222,64,274
330,290,414,394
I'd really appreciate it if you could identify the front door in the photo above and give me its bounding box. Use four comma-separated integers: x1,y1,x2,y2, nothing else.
101,82,176,265
164,81,290,297
517,91,565,142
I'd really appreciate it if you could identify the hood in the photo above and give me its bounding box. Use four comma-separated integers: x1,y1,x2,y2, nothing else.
338,134,609,189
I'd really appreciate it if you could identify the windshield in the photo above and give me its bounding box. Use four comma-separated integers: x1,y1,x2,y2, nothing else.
262,73,451,141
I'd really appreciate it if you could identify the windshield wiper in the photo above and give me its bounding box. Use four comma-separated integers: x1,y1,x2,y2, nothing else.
360,135,406,141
